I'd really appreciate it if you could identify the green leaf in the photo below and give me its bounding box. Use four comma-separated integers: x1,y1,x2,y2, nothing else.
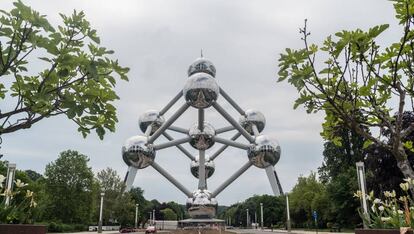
363,140,373,149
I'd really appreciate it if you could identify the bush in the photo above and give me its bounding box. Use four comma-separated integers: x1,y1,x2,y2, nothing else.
47,222,86,232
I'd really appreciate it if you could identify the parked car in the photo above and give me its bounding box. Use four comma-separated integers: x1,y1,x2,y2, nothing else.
145,225,157,233
119,227,137,233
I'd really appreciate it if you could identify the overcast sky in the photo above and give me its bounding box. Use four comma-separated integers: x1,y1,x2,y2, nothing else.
0,0,400,205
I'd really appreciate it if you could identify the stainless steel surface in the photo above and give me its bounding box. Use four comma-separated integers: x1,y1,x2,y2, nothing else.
159,91,183,116
148,102,190,143
212,161,253,197
162,132,196,161
124,166,138,191
138,110,165,135
168,125,188,134
239,109,266,135
215,125,235,134
153,137,191,150
213,136,250,150
183,72,219,109
151,161,192,197
190,157,215,179
209,132,241,160
189,122,216,150
186,189,218,218
265,166,282,196
212,102,255,143
187,57,216,77
248,135,281,168
198,150,207,190
122,135,155,169
219,87,245,115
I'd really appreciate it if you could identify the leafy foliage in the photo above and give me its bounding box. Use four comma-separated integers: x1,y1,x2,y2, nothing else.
0,1,129,139
278,0,414,179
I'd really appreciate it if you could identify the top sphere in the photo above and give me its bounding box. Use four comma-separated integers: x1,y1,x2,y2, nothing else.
239,109,266,135
138,110,164,135
183,73,219,109
188,58,216,77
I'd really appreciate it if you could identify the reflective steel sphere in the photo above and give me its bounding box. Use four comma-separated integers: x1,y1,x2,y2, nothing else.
239,109,266,135
138,110,165,135
188,57,216,77
190,158,215,178
188,122,216,150
247,135,281,168
186,190,218,219
183,73,219,109
122,135,155,169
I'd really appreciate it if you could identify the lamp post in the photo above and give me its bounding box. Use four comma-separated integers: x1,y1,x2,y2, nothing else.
149,212,152,225
246,209,249,228
356,162,368,229
260,203,263,229
98,192,105,233
286,195,291,232
5,163,16,206
153,209,155,225
135,204,139,229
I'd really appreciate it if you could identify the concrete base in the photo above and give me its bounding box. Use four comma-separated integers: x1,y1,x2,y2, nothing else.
178,218,225,229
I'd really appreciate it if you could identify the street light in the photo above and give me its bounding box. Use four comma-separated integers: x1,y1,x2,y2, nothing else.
135,204,139,228
286,195,291,232
153,209,155,225
98,192,105,233
5,163,16,206
260,203,263,229
246,209,249,228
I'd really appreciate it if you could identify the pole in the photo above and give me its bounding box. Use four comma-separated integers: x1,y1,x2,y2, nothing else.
246,209,249,229
260,203,263,229
255,212,257,229
153,209,156,225
286,195,291,232
4,163,16,206
135,204,139,229
98,192,105,233
356,162,368,229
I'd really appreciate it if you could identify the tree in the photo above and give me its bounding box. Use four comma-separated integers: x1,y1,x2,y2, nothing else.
44,150,95,224
95,167,124,225
0,1,129,139
160,208,177,220
278,0,414,179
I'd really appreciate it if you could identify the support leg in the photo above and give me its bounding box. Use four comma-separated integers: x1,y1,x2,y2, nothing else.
124,166,138,192
265,166,283,196
151,161,192,197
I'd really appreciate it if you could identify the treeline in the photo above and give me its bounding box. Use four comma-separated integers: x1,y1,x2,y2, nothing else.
0,150,187,232
220,118,414,229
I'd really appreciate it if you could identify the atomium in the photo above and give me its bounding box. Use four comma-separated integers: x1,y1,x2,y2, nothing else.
190,158,215,179
248,135,281,168
188,57,216,77
188,122,216,150
183,73,219,109
186,189,218,219
239,109,266,135
121,56,284,221
122,135,155,169
139,110,164,135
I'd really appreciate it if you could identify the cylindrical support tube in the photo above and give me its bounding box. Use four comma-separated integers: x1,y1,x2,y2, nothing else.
148,103,190,144
252,124,260,137
162,132,195,161
219,88,245,116
212,102,254,143
151,161,192,197
216,126,235,134
154,137,191,150
213,136,250,150
210,132,241,160
212,161,253,197
198,109,204,132
159,91,183,116
168,126,189,134
198,150,207,190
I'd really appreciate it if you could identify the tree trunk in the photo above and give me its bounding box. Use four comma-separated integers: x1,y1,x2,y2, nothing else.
397,159,414,179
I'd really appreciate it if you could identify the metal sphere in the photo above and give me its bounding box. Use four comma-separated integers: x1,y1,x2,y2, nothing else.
122,135,155,169
183,73,219,109
188,57,216,77
247,135,281,168
190,158,215,179
239,109,266,135
186,190,218,219
138,110,164,135
188,122,216,150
